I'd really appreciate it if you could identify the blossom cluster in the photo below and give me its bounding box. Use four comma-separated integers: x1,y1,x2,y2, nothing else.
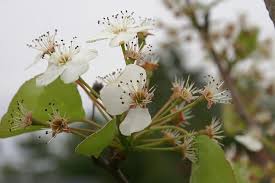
10,10,233,162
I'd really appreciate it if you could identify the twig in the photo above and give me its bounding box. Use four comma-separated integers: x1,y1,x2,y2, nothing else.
205,42,256,125
92,157,129,183
263,0,275,27
193,10,257,125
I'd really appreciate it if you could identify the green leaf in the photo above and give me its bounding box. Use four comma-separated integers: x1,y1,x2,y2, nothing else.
190,135,237,183
75,119,117,157
234,29,259,60
0,77,85,138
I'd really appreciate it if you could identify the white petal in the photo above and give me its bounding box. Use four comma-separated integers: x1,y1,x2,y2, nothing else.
100,83,131,115
36,64,65,86
109,32,136,47
25,53,43,70
60,63,89,84
129,25,154,33
118,64,147,90
87,31,114,43
119,107,151,136
72,48,98,64
235,134,263,152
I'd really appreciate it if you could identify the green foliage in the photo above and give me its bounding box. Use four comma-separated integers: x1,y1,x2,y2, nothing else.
233,163,250,183
222,105,245,135
0,77,85,138
234,29,259,60
190,135,237,183
75,119,117,157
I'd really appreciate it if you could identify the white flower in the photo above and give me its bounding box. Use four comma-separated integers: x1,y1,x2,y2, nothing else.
87,11,154,47
124,39,159,71
9,100,33,131
26,30,58,69
180,134,197,163
235,130,263,152
171,105,193,127
201,75,231,109
172,76,199,102
205,118,224,145
162,129,182,145
99,64,154,136
36,39,98,86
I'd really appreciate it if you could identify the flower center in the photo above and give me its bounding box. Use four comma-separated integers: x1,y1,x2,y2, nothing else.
112,27,127,34
42,45,55,58
181,89,193,103
129,87,154,108
125,50,141,60
201,88,213,100
131,91,147,105
50,117,69,137
58,54,71,65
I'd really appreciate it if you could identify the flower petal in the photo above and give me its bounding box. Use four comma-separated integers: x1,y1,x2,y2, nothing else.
119,107,151,136
118,64,147,90
36,64,65,86
87,31,114,43
129,25,154,33
25,53,47,70
72,48,98,64
60,63,89,84
109,32,136,47
235,134,263,152
100,83,131,115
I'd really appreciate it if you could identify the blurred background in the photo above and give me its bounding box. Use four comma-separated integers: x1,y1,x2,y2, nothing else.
1,0,275,182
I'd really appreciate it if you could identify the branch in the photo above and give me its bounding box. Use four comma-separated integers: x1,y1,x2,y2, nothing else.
190,10,257,125
263,0,275,27
206,44,256,125
92,157,129,183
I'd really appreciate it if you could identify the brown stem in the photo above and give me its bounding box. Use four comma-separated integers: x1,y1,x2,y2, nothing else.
92,157,129,183
206,44,256,125
264,0,275,27
196,12,256,125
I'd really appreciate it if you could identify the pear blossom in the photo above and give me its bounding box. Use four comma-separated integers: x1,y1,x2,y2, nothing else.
137,17,156,37
137,53,159,72
47,108,70,141
172,76,199,102
162,129,182,145
87,11,154,47
124,38,148,61
179,134,197,163
125,39,159,71
205,118,224,145
9,100,33,131
171,105,193,127
34,102,72,142
99,64,154,136
26,30,58,69
201,75,231,109
36,39,98,86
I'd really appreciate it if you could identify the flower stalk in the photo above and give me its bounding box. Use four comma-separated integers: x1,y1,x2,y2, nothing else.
152,96,203,126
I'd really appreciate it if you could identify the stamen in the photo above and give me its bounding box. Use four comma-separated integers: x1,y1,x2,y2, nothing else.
27,29,58,58
97,68,123,84
97,10,136,34
9,100,33,131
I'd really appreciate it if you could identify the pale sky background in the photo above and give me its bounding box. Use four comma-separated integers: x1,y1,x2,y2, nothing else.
0,0,274,169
